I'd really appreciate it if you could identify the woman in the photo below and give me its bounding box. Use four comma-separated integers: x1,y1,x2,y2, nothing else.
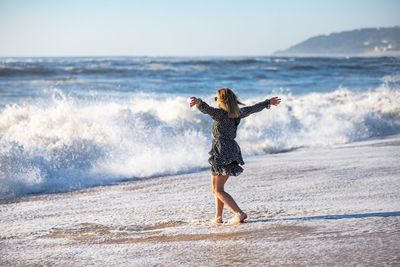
190,88,281,224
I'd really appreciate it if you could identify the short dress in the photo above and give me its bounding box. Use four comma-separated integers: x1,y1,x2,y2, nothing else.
196,98,271,176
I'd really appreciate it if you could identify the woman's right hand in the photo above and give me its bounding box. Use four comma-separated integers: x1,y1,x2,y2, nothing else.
189,97,200,108
268,96,281,106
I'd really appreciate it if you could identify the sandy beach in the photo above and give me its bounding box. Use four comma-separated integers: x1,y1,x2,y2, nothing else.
1,134,400,266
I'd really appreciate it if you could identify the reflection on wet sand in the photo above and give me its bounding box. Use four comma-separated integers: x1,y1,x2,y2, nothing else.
44,222,314,245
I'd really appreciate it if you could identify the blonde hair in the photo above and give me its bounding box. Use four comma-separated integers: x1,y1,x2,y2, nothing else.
217,87,245,118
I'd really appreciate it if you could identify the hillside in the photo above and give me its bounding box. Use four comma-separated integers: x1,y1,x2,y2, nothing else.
274,26,400,57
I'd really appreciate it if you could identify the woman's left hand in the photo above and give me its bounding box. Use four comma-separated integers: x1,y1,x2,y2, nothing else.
189,96,200,108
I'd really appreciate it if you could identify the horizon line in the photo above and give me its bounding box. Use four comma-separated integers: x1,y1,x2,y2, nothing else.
1,54,398,59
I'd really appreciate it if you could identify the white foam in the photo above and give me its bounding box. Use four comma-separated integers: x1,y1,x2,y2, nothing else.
238,85,400,154
1,86,400,198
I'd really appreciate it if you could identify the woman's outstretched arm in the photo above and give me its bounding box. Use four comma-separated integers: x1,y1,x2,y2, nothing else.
239,96,281,118
190,97,224,121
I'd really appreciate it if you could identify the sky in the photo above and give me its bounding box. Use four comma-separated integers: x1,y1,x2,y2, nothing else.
0,0,399,57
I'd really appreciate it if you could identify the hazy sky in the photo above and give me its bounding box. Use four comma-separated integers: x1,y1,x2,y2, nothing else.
0,0,399,57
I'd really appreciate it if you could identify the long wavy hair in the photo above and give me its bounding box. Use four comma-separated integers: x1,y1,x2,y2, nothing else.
216,88,245,118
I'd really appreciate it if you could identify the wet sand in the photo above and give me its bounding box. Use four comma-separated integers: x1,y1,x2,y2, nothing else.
1,135,400,266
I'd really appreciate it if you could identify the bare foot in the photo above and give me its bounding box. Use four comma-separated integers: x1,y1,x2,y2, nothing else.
215,216,223,224
235,212,248,223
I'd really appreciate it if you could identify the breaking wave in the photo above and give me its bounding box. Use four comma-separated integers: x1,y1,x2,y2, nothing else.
1,86,400,198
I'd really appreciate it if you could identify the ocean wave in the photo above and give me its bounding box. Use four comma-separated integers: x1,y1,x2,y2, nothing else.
264,67,279,71
1,86,400,198
0,57,273,78
0,62,203,77
381,74,400,83
0,65,58,77
237,86,400,154
288,65,317,71
335,64,367,70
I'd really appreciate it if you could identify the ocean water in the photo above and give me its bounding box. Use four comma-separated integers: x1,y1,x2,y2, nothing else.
1,56,399,198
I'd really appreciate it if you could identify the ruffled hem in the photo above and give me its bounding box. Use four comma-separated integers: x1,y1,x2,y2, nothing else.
208,138,245,176
209,157,244,176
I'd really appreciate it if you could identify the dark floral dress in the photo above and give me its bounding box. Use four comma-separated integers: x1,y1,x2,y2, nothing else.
196,98,271,176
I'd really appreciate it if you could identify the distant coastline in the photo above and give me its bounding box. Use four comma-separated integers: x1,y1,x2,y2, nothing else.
274,26,400,57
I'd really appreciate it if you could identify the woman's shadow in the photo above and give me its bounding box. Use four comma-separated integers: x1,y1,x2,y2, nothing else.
247,211,400,223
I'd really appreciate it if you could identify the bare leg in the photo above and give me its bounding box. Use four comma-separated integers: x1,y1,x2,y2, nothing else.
214,195,224,222
212,174,248,223
211,175,224,223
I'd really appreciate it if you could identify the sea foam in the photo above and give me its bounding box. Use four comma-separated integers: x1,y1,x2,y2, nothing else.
1,86,399,198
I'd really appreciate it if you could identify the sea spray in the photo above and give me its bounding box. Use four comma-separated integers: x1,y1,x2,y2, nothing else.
238,85,400,153
1,86,400,198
